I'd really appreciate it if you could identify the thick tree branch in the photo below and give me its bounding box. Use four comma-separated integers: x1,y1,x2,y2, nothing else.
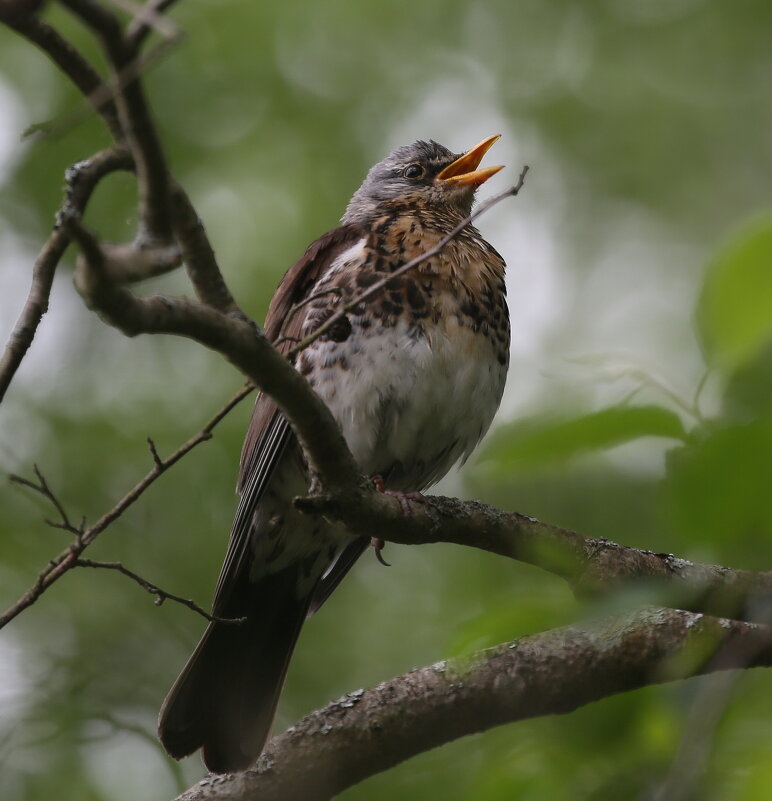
295,491,772,623
173,607,772,801
170,182,245,314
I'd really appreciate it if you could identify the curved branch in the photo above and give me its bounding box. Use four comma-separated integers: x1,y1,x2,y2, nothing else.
0,146,132,404
170,182,245,314
61,0,174,241
0,6,123,139
69,226,363,489
173,608,772,801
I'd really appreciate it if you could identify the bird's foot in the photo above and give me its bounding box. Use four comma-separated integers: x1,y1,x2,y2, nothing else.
369,476,426,566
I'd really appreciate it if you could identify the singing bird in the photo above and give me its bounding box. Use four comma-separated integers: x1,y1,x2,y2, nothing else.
158,135,510,773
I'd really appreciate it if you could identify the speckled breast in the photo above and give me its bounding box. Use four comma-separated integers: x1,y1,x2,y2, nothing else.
296,210,510,490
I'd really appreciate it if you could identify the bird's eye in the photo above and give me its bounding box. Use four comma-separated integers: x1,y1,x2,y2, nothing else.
403,164,425,179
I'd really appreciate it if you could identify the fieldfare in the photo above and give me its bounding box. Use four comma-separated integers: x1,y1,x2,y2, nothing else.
158,135,510,773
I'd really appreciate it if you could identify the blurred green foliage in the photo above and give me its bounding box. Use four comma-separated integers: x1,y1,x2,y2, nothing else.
1,1,771,800
697,214,772,373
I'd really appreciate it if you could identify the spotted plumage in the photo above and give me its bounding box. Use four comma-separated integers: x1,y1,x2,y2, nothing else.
158,136,510,774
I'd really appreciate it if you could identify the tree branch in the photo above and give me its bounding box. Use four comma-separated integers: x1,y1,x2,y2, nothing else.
0,146,132,404
74,558,245,625
61,0,174,241
295,491,772,623
173,607,772,801
0,382,253,630
68,216,364,490
170,182,245,314
0,4,123,139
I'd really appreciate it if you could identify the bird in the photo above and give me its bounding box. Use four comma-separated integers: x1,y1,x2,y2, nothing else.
158,135,510,773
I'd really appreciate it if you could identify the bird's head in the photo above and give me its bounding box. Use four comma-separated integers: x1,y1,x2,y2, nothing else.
342,135,503,224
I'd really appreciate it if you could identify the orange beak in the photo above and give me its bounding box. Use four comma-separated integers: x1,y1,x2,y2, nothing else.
436,134,503,188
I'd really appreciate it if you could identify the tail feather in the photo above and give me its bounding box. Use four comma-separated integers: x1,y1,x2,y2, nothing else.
158,566,311,773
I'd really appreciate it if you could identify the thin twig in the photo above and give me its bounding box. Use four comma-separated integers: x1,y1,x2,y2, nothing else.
61,0,175,242
109,0,179,42
146,437,163,469
9,465,78,534
0,7,123,140
0,382,253,630
23,33,181,142
126,0,182,49
0,146,132,404
74,558,245,625
287,166,529,361
275,286,344,346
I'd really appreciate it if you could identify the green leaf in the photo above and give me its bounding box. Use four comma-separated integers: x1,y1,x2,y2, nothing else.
481,405,687,471
697,213,772,372
664,418,772,552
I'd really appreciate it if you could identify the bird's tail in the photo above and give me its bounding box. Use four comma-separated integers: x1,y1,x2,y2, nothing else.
158,565,310,774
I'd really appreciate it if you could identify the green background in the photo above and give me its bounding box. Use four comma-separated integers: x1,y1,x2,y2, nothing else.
1,1,771,799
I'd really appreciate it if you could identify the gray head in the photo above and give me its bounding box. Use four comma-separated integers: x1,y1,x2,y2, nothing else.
342,135,503,224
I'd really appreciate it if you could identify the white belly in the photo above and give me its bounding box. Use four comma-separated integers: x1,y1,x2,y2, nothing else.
309,315,506,490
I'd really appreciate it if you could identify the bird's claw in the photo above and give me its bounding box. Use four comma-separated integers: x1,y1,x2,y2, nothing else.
368,476,426,566
370,536,391,567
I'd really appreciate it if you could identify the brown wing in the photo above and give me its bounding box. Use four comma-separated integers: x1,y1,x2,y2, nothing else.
212,223,366,611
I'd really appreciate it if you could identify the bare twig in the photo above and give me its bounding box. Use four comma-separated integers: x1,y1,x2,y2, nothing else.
0,6,123,139
74,558,245,625
9,464,80,535
61,0,175,242
146,437,163,469
0,146,132,404
275,286,344,347
109,0,179,41
126,0,182,49
0,382,253,630
0,229,69,402
99,242,182,283
287,167,529,360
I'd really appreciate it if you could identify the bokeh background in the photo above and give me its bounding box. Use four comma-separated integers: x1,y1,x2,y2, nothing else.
1,1,771,799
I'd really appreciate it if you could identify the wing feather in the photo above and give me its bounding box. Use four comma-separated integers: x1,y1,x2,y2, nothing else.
212,224,366,610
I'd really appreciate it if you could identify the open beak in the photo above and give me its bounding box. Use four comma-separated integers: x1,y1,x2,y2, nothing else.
436,134,503,188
